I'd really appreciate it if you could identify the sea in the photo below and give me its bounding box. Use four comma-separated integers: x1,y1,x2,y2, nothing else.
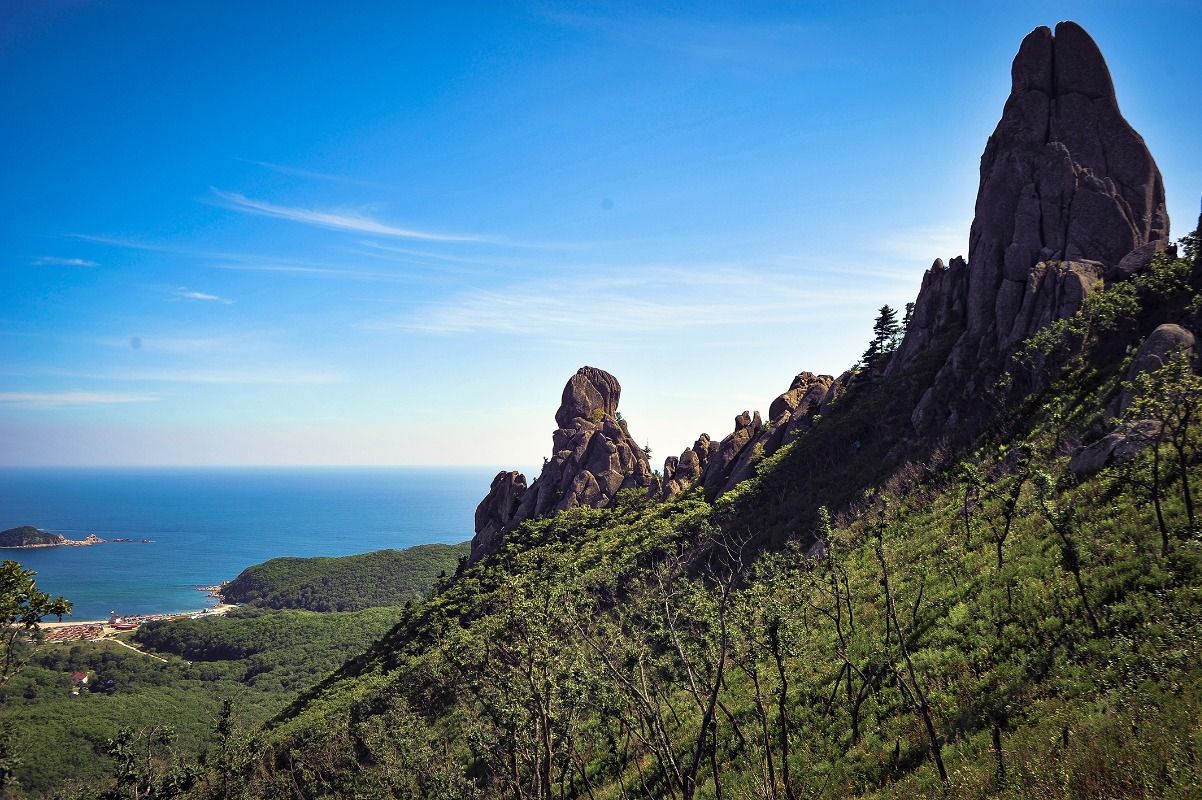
0,467,506,621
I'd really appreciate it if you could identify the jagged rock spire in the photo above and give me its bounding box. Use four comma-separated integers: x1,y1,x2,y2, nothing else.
886,21,1170,436
966,21,1168,350
469,367,653,562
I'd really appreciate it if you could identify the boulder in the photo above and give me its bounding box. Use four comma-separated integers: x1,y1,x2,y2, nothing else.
661,434,714,499
1111,240,1174,282
555,366,621,428
701,411,762,499
1069,420,1160,476
1110,324,1197,419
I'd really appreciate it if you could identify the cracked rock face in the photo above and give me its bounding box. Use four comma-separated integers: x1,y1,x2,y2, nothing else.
672,371,841,502
967,21,1168,351
469,367,652,562
471,471,527,562
889,22,1169,439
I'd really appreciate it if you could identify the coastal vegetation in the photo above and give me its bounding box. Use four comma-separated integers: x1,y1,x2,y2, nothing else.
234,302,1202,798
2,246,1199,797
1,608,404,794
219,542,469,611
0,540,465,794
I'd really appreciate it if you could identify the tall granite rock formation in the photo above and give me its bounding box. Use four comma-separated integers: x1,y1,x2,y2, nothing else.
664,21,1173,503
470,367,653,562
889,21,1169,436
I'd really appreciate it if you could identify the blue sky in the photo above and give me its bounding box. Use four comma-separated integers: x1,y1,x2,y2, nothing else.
2,1,1200,468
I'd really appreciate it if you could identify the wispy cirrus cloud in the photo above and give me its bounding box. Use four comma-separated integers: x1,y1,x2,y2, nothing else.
367,265,896,337
239,158,387,189
172,288,233,304
13,366,342,386
35,256,99,267
209,262,415,282
0,391,156,409
210,189,483,242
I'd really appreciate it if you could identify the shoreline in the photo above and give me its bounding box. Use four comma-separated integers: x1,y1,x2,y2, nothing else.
38,583,233,632
38,603,237,631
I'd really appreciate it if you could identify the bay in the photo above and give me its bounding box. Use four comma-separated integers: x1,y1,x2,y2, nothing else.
0,467,502,620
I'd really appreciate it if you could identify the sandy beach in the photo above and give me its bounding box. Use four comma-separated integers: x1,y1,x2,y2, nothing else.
39,603,237,632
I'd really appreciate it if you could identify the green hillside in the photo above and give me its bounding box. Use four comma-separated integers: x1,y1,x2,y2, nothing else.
0,526,62,548
220,542,470,611
218,246,1202,799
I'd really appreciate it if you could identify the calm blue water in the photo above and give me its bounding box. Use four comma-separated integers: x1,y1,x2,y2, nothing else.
0,467,499,620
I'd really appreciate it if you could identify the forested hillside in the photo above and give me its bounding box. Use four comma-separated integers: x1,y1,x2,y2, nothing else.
220,543,470,611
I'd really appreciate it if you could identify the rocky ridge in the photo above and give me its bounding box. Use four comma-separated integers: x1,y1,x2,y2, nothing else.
472,22,1193,549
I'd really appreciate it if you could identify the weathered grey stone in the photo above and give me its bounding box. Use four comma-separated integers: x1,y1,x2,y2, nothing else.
1111,239,1174,282
699,411,763,499
1004,260,1104,348
555,366,621,428
1111,324,1197,419
886,22,1168,440
1069,420,1160,476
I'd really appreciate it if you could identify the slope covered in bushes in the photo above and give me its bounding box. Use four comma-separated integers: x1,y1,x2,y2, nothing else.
216,244,1202,800
220,542,469,611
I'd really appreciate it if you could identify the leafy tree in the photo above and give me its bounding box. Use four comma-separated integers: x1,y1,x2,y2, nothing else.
1,561,71,685
0,561,71,793
99,725,200,800
1124,350,1202,537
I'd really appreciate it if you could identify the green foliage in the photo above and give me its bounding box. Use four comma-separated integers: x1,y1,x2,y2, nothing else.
0,606,402,795
1019,246,1194,369
220,542,469,611
1,561,71,686
99,725,199,799
9,227,1202,799
133,606,403,690
0,562,71,793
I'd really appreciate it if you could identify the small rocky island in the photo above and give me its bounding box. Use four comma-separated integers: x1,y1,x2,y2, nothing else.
0,526,152,549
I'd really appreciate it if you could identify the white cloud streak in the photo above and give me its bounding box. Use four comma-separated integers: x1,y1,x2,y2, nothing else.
240,159,387,189
209,262,413,282
211,189,483,242
35,256,99,267
0,391,156,409
172,288,234,304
